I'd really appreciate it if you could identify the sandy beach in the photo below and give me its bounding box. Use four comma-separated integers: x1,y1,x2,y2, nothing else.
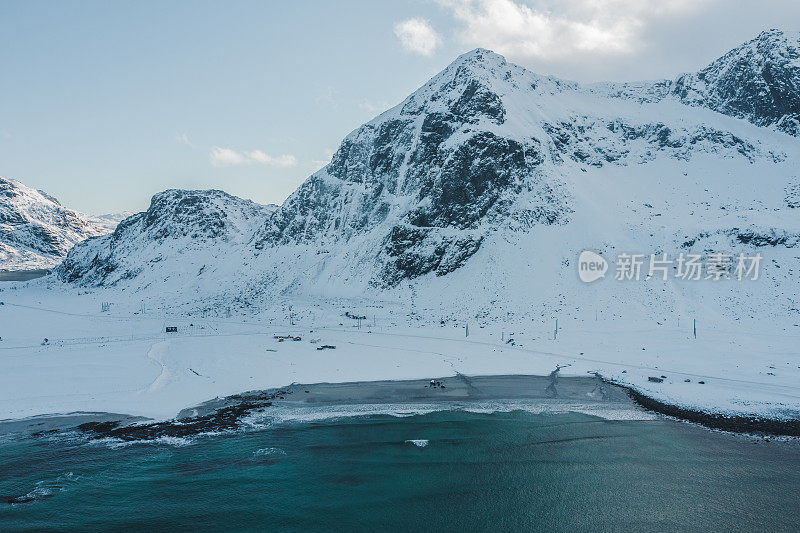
1,374,649,442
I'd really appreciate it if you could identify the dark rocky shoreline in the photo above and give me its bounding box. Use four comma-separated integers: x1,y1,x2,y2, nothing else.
601,377,800,437
74,389,291,442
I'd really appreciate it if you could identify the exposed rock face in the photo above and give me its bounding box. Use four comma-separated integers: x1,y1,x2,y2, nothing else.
253,49,574,286
672,30,800,135
57,189,275,286
0,177,112,270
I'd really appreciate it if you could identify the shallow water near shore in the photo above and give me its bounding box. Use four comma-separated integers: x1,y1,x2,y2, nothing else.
2,407,800,531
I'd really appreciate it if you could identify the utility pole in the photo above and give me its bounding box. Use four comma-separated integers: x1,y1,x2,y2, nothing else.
554,319,558,340
465,323,469,337
693,318,696,339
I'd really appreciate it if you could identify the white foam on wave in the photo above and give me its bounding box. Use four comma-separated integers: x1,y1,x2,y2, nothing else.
90,435,198,449
405,439,429,448
14,486,55,503
242,398,656,427
253,447,286,457
459,400,658,421
9,472,79,505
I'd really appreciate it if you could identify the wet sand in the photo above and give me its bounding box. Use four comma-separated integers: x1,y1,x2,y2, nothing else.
189,373,631,413
1,374,636,441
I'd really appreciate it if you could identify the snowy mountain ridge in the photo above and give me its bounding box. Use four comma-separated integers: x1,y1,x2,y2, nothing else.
0,177,115,270
670,29,800,136
58,189,277,288
250,32,798,291
55,30,800,329
593,29,800,135
88,212,136,233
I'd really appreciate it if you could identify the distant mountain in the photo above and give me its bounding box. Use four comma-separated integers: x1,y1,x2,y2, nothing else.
88,212,136,233
58,189,277,288
57,30,800,326
0,177,115,270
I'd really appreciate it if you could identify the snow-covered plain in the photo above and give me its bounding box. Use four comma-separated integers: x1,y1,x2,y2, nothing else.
1,283,799,422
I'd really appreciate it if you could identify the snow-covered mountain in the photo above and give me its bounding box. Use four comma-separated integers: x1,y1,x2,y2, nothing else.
88,212,136,233
57,30,800,326
0,177,116,270
671,29,800,136
58,189,277,291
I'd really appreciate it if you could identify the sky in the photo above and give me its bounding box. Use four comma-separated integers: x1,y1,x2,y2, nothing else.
1,0,798,214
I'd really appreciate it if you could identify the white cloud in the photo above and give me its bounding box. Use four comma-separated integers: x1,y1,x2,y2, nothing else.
394,18,442,56
438,0,712,61
176,132,194,147
210,147,297,168
210,146,248,166
248,150,297,167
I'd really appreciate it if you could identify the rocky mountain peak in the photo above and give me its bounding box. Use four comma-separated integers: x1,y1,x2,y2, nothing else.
396,47,573,124
108,188,273,245
1,177,113,270
396,48,511,125
672,28,800,135
752,28,799,51
57,188,276,286
451,47,507,68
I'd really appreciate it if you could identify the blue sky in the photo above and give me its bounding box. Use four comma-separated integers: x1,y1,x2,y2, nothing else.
2,0,798,214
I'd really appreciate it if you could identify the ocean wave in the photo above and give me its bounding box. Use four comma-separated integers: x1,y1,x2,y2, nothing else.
4,472,79,505
88,434,208,449
241,398,657,427
253,447,286,457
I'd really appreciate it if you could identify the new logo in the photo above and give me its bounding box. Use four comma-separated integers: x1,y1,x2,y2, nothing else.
578,250,608,283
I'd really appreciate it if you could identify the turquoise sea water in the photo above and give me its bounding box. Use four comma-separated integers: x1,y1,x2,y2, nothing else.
2,410,799,531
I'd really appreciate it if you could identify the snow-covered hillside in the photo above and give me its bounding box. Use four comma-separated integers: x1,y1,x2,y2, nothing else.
0,177,116,270
54,30,800,328
244,30,799,326
57,189,277,294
